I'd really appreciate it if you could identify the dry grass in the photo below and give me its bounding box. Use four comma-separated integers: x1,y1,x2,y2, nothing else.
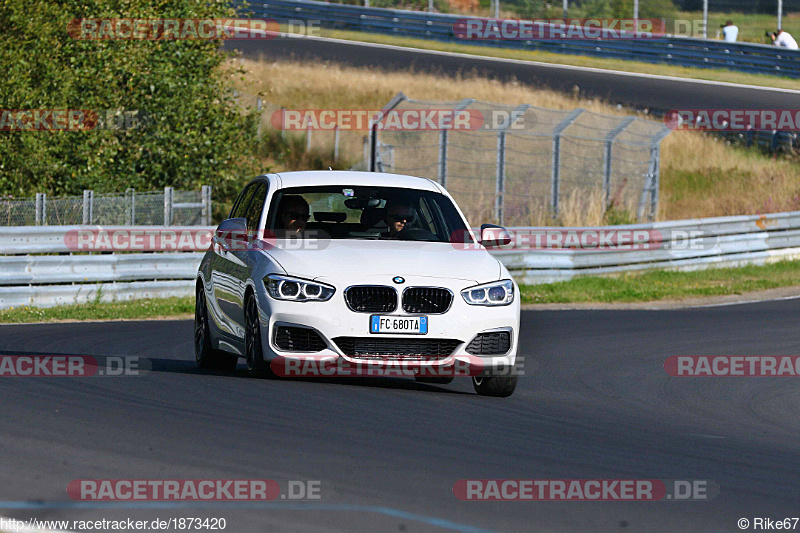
658,132,800,220
234,57,800,223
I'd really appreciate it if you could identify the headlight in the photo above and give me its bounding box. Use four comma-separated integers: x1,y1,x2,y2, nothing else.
461,279,514,306
264,274,335,302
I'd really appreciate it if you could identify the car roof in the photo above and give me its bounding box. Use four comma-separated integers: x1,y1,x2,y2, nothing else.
270,170,442,192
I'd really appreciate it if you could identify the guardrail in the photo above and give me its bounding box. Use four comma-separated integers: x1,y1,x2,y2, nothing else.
2,211,800,308
240,0,800,78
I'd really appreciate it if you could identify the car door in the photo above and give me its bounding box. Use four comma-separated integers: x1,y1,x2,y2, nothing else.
225,182,268,342
210,183,258,350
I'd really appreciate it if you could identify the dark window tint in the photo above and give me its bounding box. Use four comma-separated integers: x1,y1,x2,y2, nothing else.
230,184,256,220
244,183,267,230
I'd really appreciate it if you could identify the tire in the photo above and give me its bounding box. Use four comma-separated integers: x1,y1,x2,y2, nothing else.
195,285,238,372
472,375,518,397
245,293,274,378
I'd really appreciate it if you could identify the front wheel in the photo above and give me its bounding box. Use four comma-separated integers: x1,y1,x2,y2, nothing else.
472,375,518,397
195,286,238,372
245,294,274,378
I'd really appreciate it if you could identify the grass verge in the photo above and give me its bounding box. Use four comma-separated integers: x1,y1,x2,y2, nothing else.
2,262,800,322
0,297,194,324
520,260,800,303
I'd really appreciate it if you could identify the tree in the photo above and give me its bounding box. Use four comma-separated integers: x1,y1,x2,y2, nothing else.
0,0,258,199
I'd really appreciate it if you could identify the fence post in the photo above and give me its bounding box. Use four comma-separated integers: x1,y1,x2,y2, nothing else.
370,92,407,172
164,186,174,226
438,129,448,187
82,190,94,224
127,188,135,225
35,193,43,225
642,127,671,221
495,130,506,225
437,98,475,189
649,145,661,221
202,185,212,226
603,117,635,207
256,98,263,139
551,109,584,217
306,117,312,152
334,125,340,161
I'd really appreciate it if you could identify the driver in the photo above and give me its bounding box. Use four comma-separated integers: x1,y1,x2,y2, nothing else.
277,195,310,236
383,201,416,238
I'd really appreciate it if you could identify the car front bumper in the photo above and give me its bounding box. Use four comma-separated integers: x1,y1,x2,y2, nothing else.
255,274,520,376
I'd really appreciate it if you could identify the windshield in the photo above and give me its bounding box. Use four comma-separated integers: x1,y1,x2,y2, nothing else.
266,185,474,243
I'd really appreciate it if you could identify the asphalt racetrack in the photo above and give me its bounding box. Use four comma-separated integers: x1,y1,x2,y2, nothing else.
1,300,799,532
226,35,800,112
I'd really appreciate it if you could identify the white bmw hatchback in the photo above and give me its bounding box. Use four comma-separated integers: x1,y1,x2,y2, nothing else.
195,171,520,397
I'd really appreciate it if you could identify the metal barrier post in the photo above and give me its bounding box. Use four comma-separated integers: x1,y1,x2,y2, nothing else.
164,187,174,226
551,109,584,217
256,98,263,139
603,117,635,207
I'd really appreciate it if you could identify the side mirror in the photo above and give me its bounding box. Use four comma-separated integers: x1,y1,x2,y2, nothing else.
213,217,248,251
480,224,512,248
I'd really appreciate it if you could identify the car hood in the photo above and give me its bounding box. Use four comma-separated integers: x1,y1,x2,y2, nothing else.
261,239,502,285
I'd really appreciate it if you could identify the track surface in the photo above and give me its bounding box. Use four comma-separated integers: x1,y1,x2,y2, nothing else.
2,301,800,531
227,36,800,111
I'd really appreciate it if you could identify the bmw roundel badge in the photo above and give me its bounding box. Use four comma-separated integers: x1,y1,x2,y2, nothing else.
392,276,405,284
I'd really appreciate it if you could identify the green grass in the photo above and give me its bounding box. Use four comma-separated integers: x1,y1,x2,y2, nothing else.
306,27,800,91
520,260,800,303
0,297,194,324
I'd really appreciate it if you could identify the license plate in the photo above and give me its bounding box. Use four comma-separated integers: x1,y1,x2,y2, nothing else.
370,315,428,335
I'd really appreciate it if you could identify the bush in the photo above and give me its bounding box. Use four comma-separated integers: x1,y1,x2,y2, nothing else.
0,0,259,201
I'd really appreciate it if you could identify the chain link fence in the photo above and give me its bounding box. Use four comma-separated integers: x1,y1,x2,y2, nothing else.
0,187,211,226
368,93,671,225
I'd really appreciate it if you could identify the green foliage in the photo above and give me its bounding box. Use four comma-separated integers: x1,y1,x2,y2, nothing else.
0,0,259,200
0,296,195,323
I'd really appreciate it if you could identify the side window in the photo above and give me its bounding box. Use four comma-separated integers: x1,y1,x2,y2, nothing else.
244,183,267,230
230,184,256,220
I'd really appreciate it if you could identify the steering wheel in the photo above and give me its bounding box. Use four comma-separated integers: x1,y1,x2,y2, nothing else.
393,226,438,241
